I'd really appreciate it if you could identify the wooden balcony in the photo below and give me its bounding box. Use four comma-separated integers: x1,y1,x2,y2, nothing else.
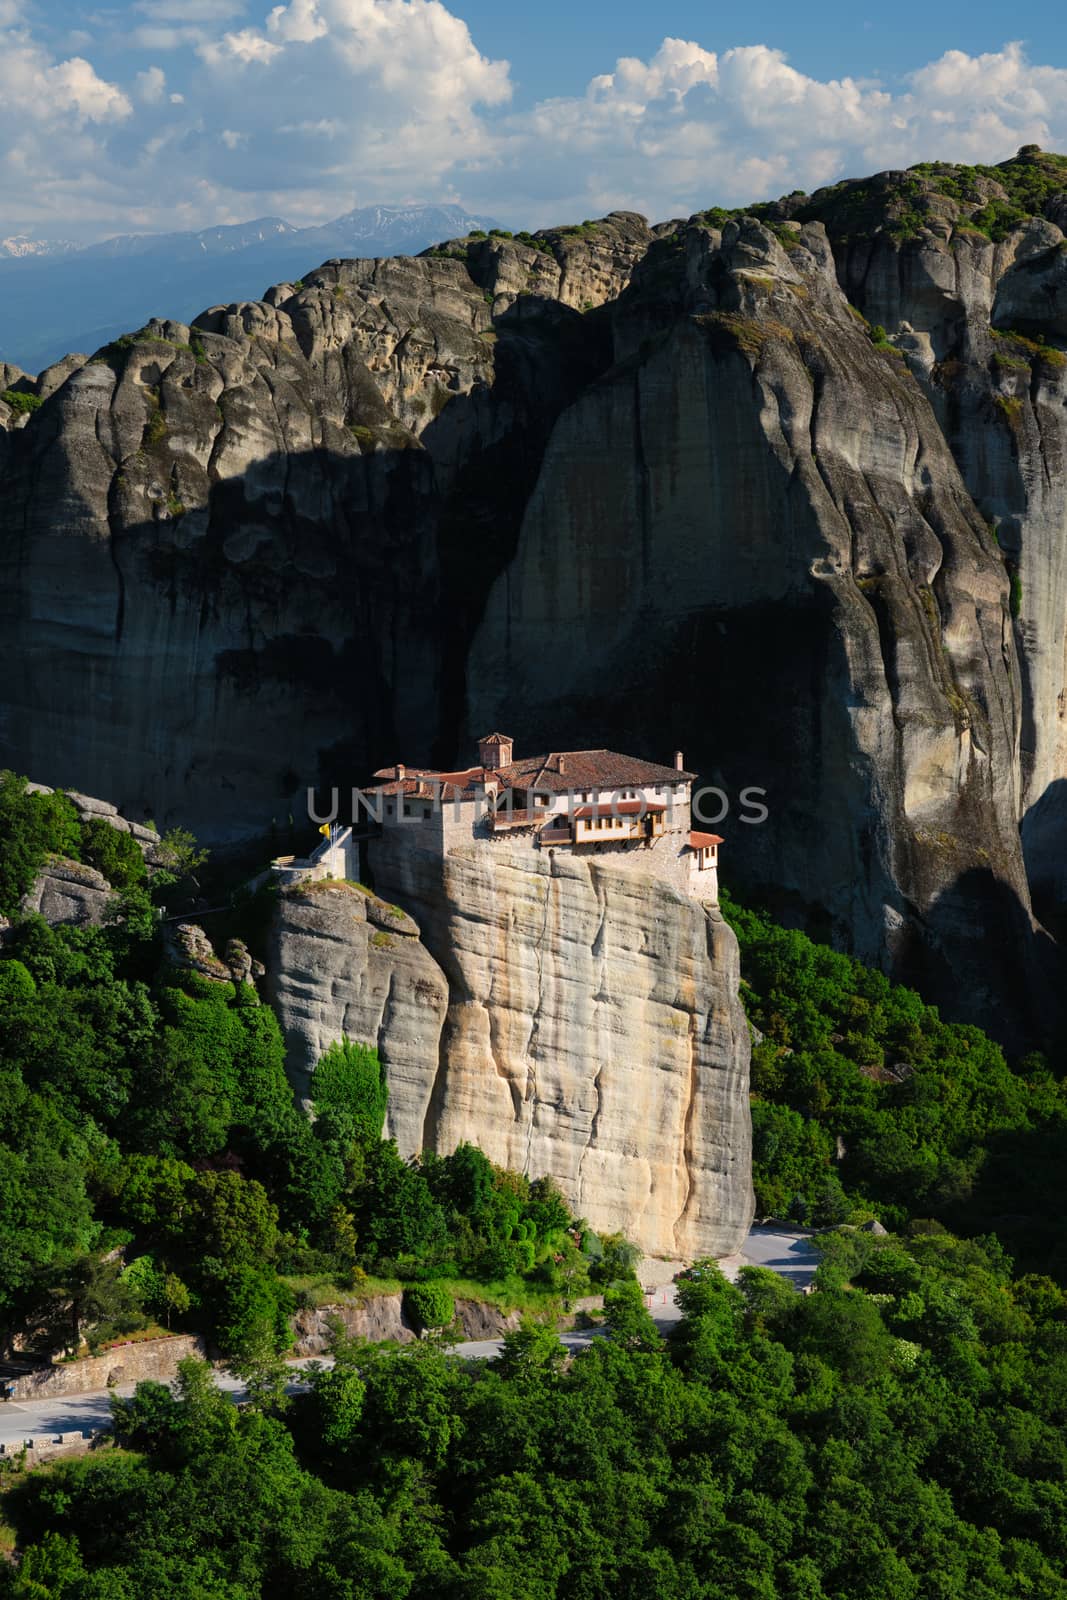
489,808,546,831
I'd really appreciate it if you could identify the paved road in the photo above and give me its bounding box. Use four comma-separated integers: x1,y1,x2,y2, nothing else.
735,1224,819,1289
0,1227,817,1449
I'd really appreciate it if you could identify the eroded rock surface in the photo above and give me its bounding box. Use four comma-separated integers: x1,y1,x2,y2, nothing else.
3,162,1067,1037
266,851,753,1259
21,859,112,927
354,840,752,1260
267,881,449,1146
789,157,1067,921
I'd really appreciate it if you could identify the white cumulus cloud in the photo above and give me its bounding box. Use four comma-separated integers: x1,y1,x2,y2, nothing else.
4,10,1067,247
135,64,168,103
481,37,1067,220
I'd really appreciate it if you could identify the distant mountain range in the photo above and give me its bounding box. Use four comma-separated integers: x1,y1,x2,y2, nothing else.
0,235,80,260
0,203,495,374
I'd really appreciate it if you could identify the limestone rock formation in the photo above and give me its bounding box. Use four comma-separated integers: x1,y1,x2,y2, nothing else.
291,1295,415,1354
780,154,1067,926
7,786,164,933
289,1292,522,1355
465,214,1045,1039
3,156,1067,1038
163,922,264,989
20,859,112,928
267,880,449,1141
270,848,754,1261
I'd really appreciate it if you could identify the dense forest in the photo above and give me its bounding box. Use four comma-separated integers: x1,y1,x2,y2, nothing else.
721,892,1067,1279
2,1229,1066,1598
2,773,1067,1595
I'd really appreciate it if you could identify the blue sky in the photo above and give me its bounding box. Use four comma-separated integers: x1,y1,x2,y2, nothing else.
4,0,1067,243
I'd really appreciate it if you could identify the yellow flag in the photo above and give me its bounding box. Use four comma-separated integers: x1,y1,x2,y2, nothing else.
319,822,331,837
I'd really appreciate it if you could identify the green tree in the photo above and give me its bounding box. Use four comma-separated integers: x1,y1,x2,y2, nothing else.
188,1172,280,1268
80,817,147,890
212,1264,293,1368
312,1037,388,1148
404,1281,455,1334
0,774,82,916
602,1280,663,1349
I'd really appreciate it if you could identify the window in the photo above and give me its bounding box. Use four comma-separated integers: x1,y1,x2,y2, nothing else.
385,803,394,816
403,803,411,816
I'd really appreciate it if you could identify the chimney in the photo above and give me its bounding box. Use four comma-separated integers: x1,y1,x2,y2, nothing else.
674,750,684,771
396,762,406,780
558,755,566,775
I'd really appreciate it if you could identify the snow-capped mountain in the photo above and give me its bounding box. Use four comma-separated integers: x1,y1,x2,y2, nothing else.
0,203,498,374
0,235,79,260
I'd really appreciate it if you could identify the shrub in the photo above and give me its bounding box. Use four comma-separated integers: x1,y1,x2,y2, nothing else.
0,774,83,916
404,1281,455,1332
1,388,43,414
152,827,208,884
313,1038,388,1148
81,817,147,890
144,407,167,449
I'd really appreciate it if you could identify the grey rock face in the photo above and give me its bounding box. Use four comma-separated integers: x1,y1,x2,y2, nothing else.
267,881,450,1146
162,922,262,989
0,198,1063,1037
21,859,112,927
830,217,1067,927
291,1295,416,1354
467,218,1044,1040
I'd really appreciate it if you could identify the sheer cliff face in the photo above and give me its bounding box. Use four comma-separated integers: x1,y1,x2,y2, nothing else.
1,176,1064,1037
467,220,1040,1036
825,206,1067,917
270,858,754,1261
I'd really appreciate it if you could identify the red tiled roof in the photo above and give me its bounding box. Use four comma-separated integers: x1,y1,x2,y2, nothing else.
689,831,723,849
498,749,696,792
478,731,513,745
366,775,481,801
368,764,490,801
574,801,667,819
367,747,696,801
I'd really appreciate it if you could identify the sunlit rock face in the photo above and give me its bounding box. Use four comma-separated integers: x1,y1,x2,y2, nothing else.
269,850,754,1262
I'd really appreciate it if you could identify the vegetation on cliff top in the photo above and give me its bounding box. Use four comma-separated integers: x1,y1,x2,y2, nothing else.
694,146,1067,246
786,147,1067,242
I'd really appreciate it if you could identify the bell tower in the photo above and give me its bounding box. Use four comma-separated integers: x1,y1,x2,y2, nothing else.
478,731,514,770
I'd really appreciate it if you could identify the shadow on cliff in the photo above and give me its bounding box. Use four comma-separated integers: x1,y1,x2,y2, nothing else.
894,867,1066,1055
1021,778,1067,943
31,297,616,837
